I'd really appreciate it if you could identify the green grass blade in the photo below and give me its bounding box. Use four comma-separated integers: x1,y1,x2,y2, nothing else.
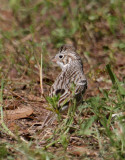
106,64,115,85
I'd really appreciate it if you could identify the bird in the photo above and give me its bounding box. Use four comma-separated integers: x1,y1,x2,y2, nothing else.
41,44,87,128
49,44,87,112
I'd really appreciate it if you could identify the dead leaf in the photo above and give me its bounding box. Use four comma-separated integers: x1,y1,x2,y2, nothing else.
4,106,33,120
27,94,45,102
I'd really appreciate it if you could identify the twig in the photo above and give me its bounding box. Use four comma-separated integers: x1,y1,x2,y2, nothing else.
10,91,28,103
32,47,43,95
20,136,28,143
40,54,43,95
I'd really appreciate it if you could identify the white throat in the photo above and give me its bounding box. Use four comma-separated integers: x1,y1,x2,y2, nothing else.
57,61,69,70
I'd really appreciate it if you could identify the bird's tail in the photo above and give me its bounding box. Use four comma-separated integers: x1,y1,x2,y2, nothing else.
41,111,56,129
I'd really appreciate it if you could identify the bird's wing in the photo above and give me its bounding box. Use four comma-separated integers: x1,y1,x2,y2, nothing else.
58,79,87,109
58,88,71,108
75,79,87,95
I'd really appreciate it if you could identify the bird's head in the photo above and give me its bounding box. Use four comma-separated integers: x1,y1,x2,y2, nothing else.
52,44,80,70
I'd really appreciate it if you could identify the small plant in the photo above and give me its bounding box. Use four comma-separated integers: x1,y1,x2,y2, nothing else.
46,94,61,122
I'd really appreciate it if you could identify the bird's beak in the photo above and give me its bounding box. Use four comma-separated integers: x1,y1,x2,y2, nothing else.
51,56,57,63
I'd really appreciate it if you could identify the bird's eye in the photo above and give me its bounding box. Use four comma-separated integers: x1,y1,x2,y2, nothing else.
59,55,63,59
